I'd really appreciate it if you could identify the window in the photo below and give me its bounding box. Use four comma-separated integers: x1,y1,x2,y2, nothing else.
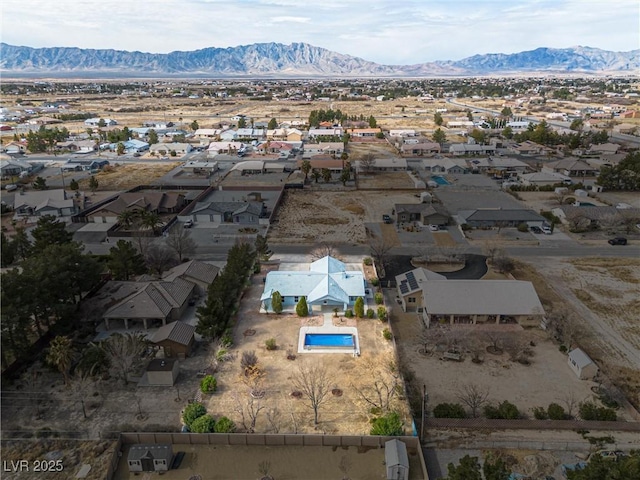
294,296,299,302
408,297,416,303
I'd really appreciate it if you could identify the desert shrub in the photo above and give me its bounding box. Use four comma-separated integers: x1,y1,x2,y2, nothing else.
366,308,375,319
517,222,529,232
200,375,217,393
547,403,567,420
363,257,373,266
370,411,403,436
484,401,520,419
374,292,384,304
433,403,466,419
559,345,568,353
265,338,277,351
460,223,471,231
214,416,236,433
354,297,365,318
377,306,388,321
182,402,206,427
371,278,380,286
345,309,354,318
579,402,617,421
382,328,392,340
77,344,110,376
216,349,228,362
532,407,548,420
190,414,215,433
241,350,258,373
220,333,233,348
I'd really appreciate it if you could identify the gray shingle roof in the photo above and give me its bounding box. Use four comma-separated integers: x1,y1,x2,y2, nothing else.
163,260,219,285
461,209,545,222
151,321,195,345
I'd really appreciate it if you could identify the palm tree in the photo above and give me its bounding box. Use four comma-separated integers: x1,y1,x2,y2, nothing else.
140,211,163,236
47,336,74,385
117,210,139,230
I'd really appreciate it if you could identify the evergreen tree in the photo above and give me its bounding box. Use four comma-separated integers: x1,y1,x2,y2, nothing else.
354,297,364,318
295,297,308,317
434,112,444,126
107,240,147,280
268,118,278,129
444,455,482,480
271,291,283,314
31,215,73,250
69,179,79,191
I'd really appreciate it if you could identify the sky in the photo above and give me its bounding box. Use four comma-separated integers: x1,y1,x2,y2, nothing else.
1,0,638,64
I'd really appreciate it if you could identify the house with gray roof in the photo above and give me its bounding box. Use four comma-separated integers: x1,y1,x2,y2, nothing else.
543,158,599,178
191,201,265,224
395,203,450,226
458,208,545,228
162,260,219,295
396,267,545,328
151,321,196,359
13,189,78,218
260,256,365,313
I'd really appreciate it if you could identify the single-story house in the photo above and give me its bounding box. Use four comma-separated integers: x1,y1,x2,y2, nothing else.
2,142,28,155
108,139,149,154
401,143,442,156
13,189,78,218
396,267,545,327
1,158,32,178
151,321,196,359
181,160,218,175
162,260,219,295
543,158,599,177
467,157,529,175
88,191,186,223
236,128,265,139
422,158,467,174
449,144,496,156
127,444,173,472
568,348,598,380
552,205,640,229
61,158,109,172
508,140,549,156
356,158,407,172
207,141,244,155
346,127,382,138
149,142,192,155
230,160,265,174
303,142,344,157
267,128,303,142
256,141,294,156
85,118,117,126
298,158,345,174
191,201,266,224
307,127,343,138
395,203,449,226
260,256,365,313
389,129,416,137
56,140,97,153
219,129,238,141
458,209,546,228
586,143,620,155
518,171,572,187
194,128,224,138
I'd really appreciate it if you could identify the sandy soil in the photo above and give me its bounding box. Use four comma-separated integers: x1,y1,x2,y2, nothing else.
268,190,420,244
74,163,181,191
358,172,418,189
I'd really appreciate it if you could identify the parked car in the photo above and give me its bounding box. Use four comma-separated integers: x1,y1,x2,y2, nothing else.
608,237,627,245
183,219,194,229
541,225,552,235
4,184,18,191
530,226,543,234
428,224,439,232
382,214,392,224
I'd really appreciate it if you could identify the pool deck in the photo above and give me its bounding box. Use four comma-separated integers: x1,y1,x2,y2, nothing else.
298,315,360,355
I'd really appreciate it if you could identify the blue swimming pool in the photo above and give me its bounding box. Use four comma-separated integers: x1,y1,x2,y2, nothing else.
304,334,355,348
431,175,451,185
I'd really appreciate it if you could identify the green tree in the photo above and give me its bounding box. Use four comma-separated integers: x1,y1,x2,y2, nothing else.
301,160,312,180
547,403,567,420
88,175,99,193
140,210,163,235
566,450,640,480
11,227,32,260
98,118,106,128
214,416,236,433
339,169,351,186
148,129,159,145
190,120,199,131
500,107,513,118
444,455,482,480
182,402,207,428
484,401,520,419
502,126,514,139
311,168,321,183
370,411,403,436
32,176,48,190
570,118,584,131
268,117,278,129
433,403,467,418
107,239,147,280
1,233,16,266
354,297,364,318
434,112,444,126
117,209,139,230
296,297,309,317
238,117,247,128
597,152,640,191
466,110,474,121
255,234,272,261
116,142,125,155
31,215,73,250
368,115,377,128
483,452,510,480
200,375,217,393
271,291,283,314
69,179,79,191
46,336,74,385
432,128,447,146
469,128,487,144
321,168,332,183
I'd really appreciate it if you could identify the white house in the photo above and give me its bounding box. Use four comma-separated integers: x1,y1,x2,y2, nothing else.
260,256,365,313
567,348,598,380
84,117,117,127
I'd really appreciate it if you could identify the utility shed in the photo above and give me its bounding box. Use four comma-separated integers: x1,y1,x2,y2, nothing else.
146,358,179,386
568,348,598,380
127,444,172,472
385,439,409,480
151,321,195,359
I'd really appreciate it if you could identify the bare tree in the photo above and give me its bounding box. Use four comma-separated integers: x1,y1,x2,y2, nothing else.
549,306,582,350
369,234,393,277
232,390,265,433
493,255,515,275
166,225,197,262
145,244,178,276
310,242,341,261
457,383,490,418
69,370,99,419
565,210,590,232
359,153,375,173
503,333,533,364
561,391,579,419
292,361,332,425
618,210,640,234
415,325,447,356
485,331,505,354
551,190,570,205
352,357,401,413
101,333,147,385
483,242,502,264
266,407,282,433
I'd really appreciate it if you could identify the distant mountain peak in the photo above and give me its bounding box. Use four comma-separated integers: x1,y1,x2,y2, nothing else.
0,42,637,77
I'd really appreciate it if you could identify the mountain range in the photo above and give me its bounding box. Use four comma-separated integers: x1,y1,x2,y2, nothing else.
0,42,637,77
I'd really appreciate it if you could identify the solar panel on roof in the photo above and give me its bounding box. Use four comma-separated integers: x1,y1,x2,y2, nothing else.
399,281,409,294
406,271,419,290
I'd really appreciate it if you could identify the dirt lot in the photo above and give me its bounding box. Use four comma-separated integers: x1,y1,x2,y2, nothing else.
73,162,181,191
269,190,420,244
358,171,419,189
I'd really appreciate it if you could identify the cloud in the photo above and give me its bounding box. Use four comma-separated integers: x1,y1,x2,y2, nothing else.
271,16,311,23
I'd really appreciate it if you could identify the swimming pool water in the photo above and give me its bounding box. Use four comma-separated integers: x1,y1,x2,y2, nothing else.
431,175,450,185
304,334,355,347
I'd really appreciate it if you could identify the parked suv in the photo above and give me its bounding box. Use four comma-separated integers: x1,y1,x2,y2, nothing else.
183,219,194,229
541,225,552,235
608,237,627,245
382,214,393,224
